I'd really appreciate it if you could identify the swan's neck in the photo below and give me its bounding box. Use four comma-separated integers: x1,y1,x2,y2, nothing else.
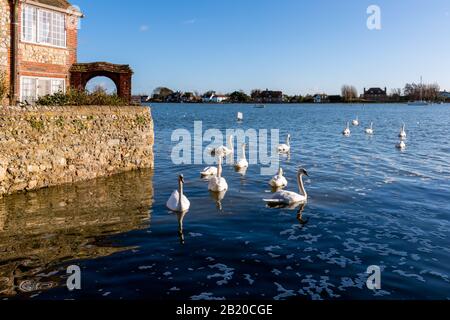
228,136,234,150
278,168,283,177
217,158,222,178
287,136,290,146
178,179,184,197
297,174,307,198
241,145,247,161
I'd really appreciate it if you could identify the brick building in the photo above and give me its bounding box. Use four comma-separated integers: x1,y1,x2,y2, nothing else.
0,0,82,104
363,87,388,102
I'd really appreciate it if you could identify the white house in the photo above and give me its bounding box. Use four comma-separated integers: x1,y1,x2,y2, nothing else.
313,94,328,103
439,91,450,99
203,94,229,103
211,95,229,103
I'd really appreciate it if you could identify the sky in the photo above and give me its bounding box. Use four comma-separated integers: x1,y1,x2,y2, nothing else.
75,0,450,95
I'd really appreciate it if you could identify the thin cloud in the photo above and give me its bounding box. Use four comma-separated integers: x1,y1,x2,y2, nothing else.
140,25,149,32
182,19,196,25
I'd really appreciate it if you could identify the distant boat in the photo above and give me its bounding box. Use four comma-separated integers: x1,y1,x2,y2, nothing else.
237,112,244,121
408,76,429,106
254,104,266,109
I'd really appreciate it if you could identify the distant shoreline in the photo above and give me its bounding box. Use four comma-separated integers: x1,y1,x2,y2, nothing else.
143,101,448,105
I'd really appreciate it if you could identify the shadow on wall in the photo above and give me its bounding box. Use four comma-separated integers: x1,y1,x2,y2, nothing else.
0,169,154,297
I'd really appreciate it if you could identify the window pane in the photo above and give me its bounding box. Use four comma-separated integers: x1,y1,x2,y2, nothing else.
21,78,37,103
38,10,51,44
22,6,36,42
51,79,65,94
37,79,52,97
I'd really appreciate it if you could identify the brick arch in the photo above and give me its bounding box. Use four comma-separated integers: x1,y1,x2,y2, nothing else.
70,62,133,103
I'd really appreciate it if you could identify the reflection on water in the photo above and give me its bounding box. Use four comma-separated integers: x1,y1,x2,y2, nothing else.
0,169,153,296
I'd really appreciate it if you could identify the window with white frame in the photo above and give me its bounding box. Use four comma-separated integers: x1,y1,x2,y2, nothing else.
21,77,65,103
22,5,66,47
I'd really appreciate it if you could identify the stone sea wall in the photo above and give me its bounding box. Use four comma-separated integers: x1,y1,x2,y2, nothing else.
0,106,154,197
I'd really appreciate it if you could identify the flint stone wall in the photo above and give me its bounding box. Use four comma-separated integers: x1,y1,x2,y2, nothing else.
0,105,154,197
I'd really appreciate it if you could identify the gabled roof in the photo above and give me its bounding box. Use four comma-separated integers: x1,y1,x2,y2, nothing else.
365,87,386,95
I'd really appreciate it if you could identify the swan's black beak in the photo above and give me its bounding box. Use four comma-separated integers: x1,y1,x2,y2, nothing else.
179,175,185,183
299,168,309,176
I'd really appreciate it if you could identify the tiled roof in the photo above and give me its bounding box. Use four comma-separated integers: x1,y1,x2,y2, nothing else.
33,0,73,9
365,88,386,95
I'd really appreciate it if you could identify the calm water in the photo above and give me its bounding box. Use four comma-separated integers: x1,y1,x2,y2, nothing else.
1,103,449,300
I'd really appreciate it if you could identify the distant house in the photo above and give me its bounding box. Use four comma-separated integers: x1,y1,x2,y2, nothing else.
439,91,450,100
211,95,229,103
363,87,388,102
202,93,229,103
253,89,283,103
313,94,329,103
140,95,150,103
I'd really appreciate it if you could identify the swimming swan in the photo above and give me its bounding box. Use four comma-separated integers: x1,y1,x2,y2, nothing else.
343,122,351,136
269,167,288,189
278,134,291,153
212,135,234,157
365,122,374,135
352,116,359,126
264,168,309,206
208,156,229,192
200,166,217,177
235,143,249,169
399,123,407,139
396,140,406,150
167,175,191,213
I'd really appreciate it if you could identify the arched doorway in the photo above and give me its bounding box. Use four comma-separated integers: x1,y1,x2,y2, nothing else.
86,76,117,94
70,62,133,103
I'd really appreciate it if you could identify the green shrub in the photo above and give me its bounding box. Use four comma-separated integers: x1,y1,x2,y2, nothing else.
28,117,45,131
36,89,128,106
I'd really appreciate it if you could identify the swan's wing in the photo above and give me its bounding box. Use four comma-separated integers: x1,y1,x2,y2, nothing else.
167,190,180,211
264,191,302,204
180,194,191,212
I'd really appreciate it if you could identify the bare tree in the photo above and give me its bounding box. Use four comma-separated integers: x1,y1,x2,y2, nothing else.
341,85,358,102
404,82,440,101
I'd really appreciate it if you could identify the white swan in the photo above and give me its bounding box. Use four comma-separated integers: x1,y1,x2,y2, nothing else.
166,175,191,213
278,134,291,153
264,168,308,206
343,122,351,136
396,140,406,150
208,156,228,192
399,123,407,139
269,167,288,189
212,135,234,157
200,166,217,177
365,122,374,135
235,143,249,169
352,116,359,126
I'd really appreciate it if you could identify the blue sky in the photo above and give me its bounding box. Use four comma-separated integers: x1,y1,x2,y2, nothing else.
75,0,450,95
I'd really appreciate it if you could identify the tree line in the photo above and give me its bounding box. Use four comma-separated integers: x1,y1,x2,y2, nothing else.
144,82,447,104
